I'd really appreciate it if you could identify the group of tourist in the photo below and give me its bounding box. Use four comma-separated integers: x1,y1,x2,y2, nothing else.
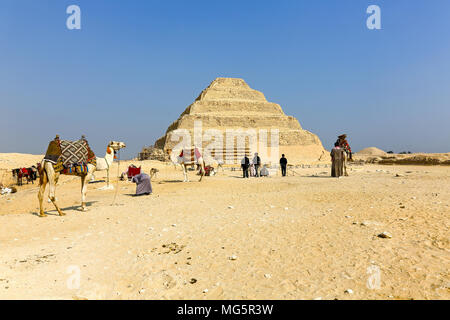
132,134,351,194
239,134,352,179
241,153,289,178
241,153,261,178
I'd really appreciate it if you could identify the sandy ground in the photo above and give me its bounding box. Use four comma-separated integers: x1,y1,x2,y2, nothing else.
0,154,449,300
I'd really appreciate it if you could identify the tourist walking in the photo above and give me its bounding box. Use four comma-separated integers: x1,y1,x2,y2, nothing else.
280,154,287,176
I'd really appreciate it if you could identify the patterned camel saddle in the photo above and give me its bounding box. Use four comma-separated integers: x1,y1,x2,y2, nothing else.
43,135,96,174
179,147,202,165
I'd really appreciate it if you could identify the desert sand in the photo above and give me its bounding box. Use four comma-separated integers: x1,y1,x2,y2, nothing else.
0,153,449,300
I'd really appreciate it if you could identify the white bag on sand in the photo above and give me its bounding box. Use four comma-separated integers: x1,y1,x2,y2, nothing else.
1,187,12,195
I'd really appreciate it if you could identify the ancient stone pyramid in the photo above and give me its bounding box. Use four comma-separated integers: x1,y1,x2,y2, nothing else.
154,78,326,163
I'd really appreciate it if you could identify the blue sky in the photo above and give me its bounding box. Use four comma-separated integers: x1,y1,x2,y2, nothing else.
1,0,449,159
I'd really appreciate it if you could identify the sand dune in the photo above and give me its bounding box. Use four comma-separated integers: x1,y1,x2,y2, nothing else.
355,147,387,156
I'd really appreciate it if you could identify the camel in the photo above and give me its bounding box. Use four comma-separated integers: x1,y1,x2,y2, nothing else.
38,141,126,217
169,147,206,182
337,134,351,176
149,168,159,180
342,151,349,176
91,141,127,189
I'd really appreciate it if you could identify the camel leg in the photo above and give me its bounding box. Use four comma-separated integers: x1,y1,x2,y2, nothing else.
80,174,89,211
198,161,205,182
343,154,348,176
46,163,64,216
38,168,48,217
183,164,189,182
106,168,110,188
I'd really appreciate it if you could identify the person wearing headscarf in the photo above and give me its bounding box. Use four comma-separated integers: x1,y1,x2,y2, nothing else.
132,172,152,196
330,142,345,177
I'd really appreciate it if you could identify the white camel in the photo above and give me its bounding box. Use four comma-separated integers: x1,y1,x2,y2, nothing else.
169,147,206,182
38,141,126,217
91,141,127,189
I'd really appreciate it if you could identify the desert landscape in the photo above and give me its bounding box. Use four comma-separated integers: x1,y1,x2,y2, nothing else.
0,150,449,300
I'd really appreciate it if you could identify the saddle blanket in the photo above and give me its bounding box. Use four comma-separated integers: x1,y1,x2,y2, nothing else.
62,164,89,175
179,148,202,164
44,137,96,173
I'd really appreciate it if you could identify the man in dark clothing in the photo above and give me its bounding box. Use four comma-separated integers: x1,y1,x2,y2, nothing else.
241,155,250,178
253,153,261,177
280,154,287,176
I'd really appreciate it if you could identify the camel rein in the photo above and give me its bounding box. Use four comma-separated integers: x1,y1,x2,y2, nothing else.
111,149,120,206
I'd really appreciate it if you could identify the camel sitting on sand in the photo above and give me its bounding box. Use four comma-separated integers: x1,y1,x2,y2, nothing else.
169,147,206,182
38,140,126,217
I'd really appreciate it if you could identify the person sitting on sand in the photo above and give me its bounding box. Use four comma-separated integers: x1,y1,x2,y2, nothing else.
260,164,269,177
131,173,152,196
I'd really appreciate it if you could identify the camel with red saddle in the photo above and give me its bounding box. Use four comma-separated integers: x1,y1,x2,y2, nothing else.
169,147,206,182
38,137,125,217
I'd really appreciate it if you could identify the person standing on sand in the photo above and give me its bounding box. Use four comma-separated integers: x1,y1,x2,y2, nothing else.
253,153,261,177
280,154,287,176
241,155,250,178
330,142,344,177
250,163,256,177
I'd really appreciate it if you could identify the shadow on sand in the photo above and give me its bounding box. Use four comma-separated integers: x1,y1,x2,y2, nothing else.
31,201,98,217
160,180,185,183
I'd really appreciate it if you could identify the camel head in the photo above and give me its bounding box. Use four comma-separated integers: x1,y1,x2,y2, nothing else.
108,141,126,151
168,149,179,163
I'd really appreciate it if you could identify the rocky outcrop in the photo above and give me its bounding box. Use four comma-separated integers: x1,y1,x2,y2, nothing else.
154,78,326,163
354,150,450,165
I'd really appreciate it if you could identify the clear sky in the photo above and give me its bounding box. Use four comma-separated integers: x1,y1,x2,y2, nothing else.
1,0,449,159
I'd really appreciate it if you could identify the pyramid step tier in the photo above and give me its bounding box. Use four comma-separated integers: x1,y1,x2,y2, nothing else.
186,100,284,115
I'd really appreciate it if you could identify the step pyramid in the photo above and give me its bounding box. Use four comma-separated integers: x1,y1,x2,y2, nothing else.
154,78,326,163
